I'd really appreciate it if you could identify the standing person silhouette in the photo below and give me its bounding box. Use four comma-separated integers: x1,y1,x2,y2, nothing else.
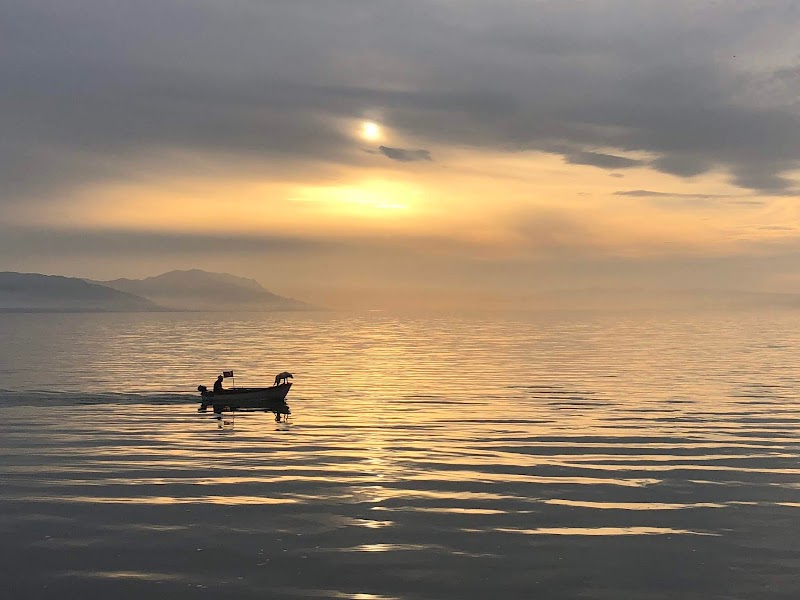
213,375,224,393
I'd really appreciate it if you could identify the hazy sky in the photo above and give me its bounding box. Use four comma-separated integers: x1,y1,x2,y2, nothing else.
3,1,800,307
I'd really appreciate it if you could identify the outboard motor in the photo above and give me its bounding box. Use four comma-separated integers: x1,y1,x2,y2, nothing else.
197,385,208,393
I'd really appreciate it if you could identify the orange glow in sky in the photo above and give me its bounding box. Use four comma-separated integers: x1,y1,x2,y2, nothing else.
4,2,800,308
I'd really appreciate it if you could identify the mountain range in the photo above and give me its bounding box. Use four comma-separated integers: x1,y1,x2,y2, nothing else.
0,270,312,312
5,269,800,313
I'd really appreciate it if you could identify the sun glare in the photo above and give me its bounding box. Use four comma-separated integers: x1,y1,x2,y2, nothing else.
292,180,423,218
361,121,381,141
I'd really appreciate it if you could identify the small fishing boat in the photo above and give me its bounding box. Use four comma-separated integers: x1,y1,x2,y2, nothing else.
197,371,292,420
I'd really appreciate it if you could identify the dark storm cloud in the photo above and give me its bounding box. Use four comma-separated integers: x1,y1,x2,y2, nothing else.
377,146,432,162
2,0,800,207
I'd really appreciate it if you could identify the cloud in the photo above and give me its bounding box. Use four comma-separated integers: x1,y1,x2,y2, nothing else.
613,189,768,207
565,151,642,170
2,0,800,209
377,146,432,162
614,190,732,199
650,155,710,178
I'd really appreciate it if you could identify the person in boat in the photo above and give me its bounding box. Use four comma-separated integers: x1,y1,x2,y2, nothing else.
213,375,224,394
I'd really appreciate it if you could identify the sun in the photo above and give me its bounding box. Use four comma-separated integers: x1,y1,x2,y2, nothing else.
361,121,381,141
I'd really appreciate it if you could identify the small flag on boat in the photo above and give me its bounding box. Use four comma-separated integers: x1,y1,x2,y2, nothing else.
223,371,234,378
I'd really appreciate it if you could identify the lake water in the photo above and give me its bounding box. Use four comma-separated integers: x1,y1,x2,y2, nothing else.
1,310,800,598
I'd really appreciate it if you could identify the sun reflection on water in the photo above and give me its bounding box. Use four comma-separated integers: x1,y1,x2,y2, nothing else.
3,311,800,597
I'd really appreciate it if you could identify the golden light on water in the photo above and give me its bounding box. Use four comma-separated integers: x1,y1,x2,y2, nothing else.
5,311,800,598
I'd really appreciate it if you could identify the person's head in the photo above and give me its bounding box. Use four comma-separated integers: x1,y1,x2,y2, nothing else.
217,375,223,381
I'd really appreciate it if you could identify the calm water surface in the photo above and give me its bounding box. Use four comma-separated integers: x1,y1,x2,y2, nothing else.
1,310,800,598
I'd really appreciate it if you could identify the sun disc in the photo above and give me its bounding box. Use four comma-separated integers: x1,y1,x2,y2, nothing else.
361,121,381,141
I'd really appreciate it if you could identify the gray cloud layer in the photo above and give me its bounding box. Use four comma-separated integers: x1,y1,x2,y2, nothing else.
3,0,800,210
566,152,642,170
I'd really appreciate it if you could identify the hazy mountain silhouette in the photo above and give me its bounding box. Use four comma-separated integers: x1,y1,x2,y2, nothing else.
97,269,313,311
0,272,164,312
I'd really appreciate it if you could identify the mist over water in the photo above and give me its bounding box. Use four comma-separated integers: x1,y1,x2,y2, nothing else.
2,310,800,598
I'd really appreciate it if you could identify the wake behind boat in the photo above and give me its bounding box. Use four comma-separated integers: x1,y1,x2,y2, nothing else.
197,370,293,421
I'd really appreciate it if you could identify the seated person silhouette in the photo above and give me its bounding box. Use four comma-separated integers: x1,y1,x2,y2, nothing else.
213,375,224,394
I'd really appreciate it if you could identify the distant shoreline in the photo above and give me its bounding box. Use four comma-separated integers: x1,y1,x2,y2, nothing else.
0,269,317,312
0,307,321,314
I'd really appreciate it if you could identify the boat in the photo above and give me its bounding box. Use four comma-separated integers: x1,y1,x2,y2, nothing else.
197,372,292,420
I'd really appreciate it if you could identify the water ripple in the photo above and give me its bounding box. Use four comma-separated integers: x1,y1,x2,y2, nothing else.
2,310,800,598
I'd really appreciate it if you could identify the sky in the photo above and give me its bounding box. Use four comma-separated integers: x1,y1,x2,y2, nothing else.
2,0,800,308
